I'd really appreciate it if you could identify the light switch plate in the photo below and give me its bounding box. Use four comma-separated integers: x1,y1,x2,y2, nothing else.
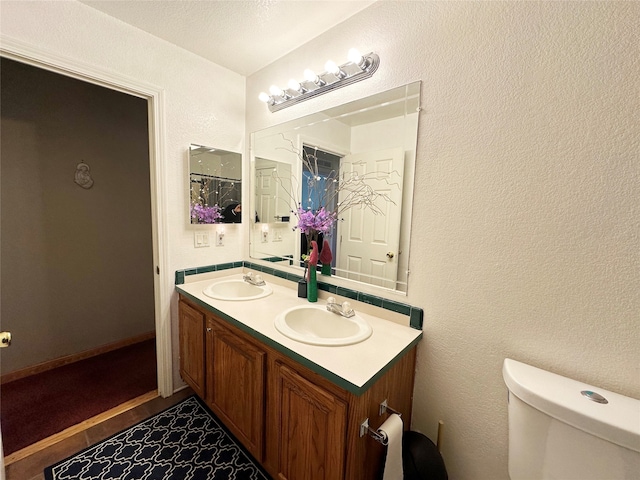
194,232,210,248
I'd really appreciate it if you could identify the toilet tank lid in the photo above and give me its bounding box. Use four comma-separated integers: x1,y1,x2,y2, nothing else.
503,358,640,453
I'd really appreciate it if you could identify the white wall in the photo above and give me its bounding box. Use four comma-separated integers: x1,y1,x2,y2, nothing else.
246,2,640,478
0,0,246,389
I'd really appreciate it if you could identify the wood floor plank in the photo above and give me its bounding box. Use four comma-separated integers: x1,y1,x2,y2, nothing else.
4,390,158,465
5,388,193,480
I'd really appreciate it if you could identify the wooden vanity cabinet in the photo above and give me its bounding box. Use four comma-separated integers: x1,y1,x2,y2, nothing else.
178,295,417,480
205,316,266,462
268,360,348,480
178,299,206,398
264,346,416,480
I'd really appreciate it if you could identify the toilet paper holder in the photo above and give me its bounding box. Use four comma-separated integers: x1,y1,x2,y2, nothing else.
359,417,389,445
359,400,403,445
379,399,402,417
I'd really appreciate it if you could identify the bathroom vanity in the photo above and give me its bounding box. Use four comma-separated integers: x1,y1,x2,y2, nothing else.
176,270,422,480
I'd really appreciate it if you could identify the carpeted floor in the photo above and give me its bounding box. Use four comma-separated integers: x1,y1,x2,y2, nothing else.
0,338,157,455
44,395,271,480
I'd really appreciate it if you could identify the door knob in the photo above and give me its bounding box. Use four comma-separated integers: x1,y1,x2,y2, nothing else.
0,331,12,348
386,252,395,259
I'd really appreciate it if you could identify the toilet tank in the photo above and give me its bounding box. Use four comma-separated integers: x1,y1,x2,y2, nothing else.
503,358,640,480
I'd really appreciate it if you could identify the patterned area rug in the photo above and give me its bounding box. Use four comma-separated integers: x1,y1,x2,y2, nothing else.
44,395,271,480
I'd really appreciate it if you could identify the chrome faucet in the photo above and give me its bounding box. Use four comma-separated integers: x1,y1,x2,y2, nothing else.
326,297,355,318
243,272,266,286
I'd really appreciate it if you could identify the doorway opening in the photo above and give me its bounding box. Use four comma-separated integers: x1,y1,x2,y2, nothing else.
0,56,159,459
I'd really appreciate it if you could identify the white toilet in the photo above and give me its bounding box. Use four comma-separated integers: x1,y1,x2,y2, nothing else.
503,358,640,479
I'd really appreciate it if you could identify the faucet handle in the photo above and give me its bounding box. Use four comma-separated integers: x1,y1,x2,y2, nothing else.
342,301,352,314
327,296,337,305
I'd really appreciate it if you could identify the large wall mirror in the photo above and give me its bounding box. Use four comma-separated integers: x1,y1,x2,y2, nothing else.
189,145,242,224
250,81,421,293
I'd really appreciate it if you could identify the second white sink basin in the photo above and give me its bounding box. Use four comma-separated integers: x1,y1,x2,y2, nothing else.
203,279,272,301
274,305,373,346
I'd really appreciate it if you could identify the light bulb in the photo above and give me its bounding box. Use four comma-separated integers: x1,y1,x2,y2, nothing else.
303,69,318,82
288,78,301,91
258,92,271,103
304,68,325,86
325,60,346,79
348,48,367,69
348,48,362,63
325,60,339,74
269,85,283,97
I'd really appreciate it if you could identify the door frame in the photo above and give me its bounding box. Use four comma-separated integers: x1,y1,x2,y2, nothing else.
0,35,173,397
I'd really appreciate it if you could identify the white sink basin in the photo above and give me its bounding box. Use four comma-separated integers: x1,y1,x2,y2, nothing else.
203,279,272,301
274,305,373,346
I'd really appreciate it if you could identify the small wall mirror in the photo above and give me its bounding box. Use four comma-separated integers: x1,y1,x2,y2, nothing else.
250,81,421,293
189,145,242,224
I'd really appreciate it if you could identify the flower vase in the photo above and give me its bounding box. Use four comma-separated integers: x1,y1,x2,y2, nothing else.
307,267,318,302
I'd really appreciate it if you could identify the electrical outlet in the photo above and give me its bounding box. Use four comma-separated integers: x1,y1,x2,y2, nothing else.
261,230,268,243
216,233,224,246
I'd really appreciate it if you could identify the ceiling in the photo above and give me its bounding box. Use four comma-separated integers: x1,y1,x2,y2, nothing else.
79,0,377,76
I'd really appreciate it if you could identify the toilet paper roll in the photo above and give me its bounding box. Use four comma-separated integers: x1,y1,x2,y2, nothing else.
379,413,404,480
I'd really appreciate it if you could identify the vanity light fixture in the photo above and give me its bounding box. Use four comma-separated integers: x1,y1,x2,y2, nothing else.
258,48,380,112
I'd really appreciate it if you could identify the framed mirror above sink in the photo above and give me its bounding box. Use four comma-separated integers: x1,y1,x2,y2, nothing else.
189,145,242,224
250,81,421,294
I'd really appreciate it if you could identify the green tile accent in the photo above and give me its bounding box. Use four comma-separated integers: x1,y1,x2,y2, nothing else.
319,282,337,294
217,262,235,271
176,261,422,330
196,265,216,274
382,299,411,316
336,287,359,300
274,269,288,279
409,307,424,329
286,273,303,283
358,293,383,307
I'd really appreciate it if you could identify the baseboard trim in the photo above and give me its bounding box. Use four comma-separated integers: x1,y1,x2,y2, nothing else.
1,331,156,385
3,390,159,465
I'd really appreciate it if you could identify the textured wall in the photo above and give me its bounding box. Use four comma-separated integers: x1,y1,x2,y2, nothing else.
0,0,245,388
246,2,640,478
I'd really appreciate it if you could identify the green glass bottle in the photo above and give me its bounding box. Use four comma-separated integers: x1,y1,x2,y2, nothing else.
308,266,318,302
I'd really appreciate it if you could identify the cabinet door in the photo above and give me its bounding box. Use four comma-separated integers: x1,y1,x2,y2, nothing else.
273,362,347,480
206,318,266,461
178,300,205,397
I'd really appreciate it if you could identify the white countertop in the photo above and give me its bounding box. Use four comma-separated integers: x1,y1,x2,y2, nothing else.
176,271,422,395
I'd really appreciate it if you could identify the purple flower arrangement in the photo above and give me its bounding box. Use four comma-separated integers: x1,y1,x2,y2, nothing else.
190,204,222,224
296,206,337,234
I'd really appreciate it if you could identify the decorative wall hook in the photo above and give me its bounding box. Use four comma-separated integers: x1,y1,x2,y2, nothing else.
74,162,94,189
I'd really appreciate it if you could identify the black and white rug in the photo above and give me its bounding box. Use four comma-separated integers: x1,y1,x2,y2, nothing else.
44,395,271,480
